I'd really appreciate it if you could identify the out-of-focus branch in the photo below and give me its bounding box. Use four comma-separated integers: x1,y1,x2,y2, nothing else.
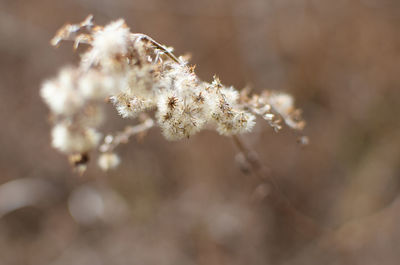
232,135,328,239
99,117,154,153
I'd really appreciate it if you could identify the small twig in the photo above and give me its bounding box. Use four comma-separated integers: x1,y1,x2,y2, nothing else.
133,33,182,64
99,117,154,153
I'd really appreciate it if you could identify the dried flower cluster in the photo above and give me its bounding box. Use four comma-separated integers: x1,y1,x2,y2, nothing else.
41,15,305,172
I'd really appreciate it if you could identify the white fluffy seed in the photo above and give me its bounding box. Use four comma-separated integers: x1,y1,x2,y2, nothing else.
98,153,120,171
51,124,101,154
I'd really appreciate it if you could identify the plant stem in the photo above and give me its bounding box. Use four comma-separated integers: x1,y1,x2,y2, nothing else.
134,34,182,64
231,135,328,239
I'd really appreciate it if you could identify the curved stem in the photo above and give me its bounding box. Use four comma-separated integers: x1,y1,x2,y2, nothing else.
133,34,182,64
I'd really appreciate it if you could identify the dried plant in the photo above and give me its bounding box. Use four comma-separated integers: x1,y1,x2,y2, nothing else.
41,15,305,173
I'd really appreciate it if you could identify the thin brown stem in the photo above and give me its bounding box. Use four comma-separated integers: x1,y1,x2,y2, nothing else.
232,135,329,239
133,34,182,64
99,118,154,153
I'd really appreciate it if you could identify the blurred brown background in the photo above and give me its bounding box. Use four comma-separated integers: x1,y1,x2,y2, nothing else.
1,0,400,264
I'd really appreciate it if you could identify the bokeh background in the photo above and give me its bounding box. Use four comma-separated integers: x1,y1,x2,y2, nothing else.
1,0,400,264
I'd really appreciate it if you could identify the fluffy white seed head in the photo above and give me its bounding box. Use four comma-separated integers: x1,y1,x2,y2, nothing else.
78,70,115,100
111,94,154,118
269,93,294,115
41,68,84,116
92,19,130,58
98,152,120,171
216,111,256,136
51,123,101,154
221,86,239,104
125,65,158,98
156,85,210,140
